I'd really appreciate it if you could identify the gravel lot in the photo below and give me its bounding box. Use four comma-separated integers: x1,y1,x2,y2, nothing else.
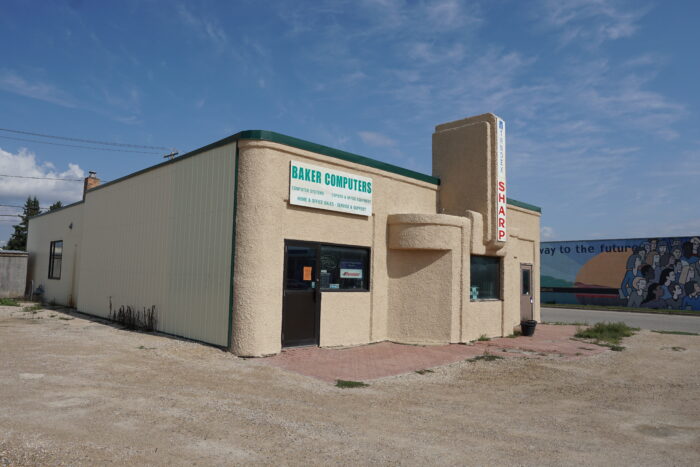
1,303,699,466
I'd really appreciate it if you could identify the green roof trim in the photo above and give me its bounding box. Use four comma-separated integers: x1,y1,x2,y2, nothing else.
507,198,541,213
235,130,440,185
87,129,439,196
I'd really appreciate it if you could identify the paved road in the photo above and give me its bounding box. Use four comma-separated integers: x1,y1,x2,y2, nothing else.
541,307,700,333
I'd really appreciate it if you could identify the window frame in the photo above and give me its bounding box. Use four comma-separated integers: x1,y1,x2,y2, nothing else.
470,255,502,301
319,242,371,293
48,240,63,280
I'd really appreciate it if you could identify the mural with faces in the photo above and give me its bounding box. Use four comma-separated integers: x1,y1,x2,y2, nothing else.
541,236,700,311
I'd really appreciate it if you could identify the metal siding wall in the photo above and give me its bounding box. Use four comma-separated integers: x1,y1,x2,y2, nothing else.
26,204,84,306
76,144,235,346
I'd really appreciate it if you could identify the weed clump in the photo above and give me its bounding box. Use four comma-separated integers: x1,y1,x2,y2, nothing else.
467,353,504,362
109,298,157,332
0,298,20,306
477,334,490,341
575,322,638,345
336,380,369,389
415,369,434,375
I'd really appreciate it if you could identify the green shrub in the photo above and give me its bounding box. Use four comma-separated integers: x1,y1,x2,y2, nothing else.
0,298,20,306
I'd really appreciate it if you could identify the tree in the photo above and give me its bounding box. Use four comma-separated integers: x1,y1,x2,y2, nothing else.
5,196,41,251
49,201,63,211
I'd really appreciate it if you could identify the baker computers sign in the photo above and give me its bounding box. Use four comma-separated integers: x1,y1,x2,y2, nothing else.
289,161,373,216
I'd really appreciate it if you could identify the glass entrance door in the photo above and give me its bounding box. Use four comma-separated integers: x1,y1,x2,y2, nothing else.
282,242,320,347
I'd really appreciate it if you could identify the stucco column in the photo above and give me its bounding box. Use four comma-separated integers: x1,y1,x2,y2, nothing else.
230,144,284,357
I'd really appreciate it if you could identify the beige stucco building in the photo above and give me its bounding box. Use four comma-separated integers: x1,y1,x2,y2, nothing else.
27,113,541,357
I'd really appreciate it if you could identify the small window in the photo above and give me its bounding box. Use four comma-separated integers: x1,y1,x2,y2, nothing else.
522,268,531,295
470,255,501,300
48,240,63,280
320,245,369,291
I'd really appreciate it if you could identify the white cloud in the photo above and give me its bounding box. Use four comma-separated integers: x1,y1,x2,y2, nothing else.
536,0,650,48
541,226,556,240
358,131,397,148
425,0,481,30
0,69,76,108
407,42,465,64
176,4,228,48
0,147,85,205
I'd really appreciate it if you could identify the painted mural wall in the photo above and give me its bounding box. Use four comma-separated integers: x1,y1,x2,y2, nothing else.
541,237,700,311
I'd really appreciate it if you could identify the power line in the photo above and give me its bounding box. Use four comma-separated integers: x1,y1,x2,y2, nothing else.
0,173,83,182
0,134,163,155
0,127,171,151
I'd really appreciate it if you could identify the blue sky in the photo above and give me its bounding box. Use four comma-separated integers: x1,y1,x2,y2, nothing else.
1,0,698,245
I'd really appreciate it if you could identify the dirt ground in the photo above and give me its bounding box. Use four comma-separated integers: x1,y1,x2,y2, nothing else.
1,304,699,466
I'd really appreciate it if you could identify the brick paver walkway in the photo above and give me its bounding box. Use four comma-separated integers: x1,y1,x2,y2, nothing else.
258,324,608,382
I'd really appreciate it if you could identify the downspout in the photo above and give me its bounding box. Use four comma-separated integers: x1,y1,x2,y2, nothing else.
227,141,241,350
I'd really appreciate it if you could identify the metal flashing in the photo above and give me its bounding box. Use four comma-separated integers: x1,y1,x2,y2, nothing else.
28,200,85,220
236,130,440,185
506,198,542,213
32,129,541,218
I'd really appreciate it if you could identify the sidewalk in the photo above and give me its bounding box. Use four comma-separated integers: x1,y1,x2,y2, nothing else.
258,324,607,382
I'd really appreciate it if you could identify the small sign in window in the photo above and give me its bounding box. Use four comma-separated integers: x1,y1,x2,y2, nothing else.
339,261,363,279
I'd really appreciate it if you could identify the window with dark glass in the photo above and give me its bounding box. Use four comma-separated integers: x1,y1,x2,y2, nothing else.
470,255,500,300
48,240,63,280
522,268,531,295
320,245,369,291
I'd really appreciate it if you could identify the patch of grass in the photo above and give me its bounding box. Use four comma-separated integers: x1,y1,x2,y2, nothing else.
415,369,434,375
336,379,369,389
506,330,522,338
0,298,20,306
542,321,588,326
651,330,699,336
467,353,504,362
137,345,156,350
477,334,490,341
59,317,73,321
574,322,638,345
22,304,43,312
